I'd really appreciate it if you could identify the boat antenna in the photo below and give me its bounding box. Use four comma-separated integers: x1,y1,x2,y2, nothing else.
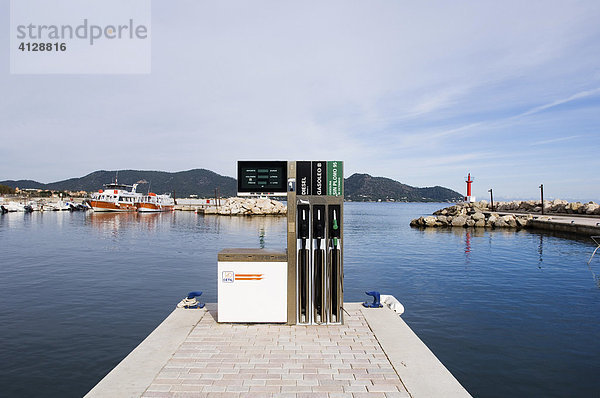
115,170,118,184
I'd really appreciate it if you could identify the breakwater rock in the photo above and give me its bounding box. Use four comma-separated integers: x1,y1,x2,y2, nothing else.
493,199,600,215
203,197,286,216
410,199,600,229
410,202,531,229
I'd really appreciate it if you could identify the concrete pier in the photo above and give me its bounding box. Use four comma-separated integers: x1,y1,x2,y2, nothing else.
496,212,600,236
86,303,471,398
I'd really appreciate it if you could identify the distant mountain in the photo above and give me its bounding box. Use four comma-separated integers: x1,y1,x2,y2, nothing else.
2,170,462,202
344,173,462,202
1,169,237,198
0,180,44,190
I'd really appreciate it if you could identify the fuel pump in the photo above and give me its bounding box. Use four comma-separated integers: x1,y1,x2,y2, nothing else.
312,205,327,324
223,160,343,325
297,204,310,324
328,204,342,323
291,160,343,325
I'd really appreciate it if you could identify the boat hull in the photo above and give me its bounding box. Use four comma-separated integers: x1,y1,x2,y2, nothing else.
137,203,174,212
90,200,137,212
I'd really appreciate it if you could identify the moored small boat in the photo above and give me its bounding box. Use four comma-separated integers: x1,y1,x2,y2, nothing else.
90,182,142,212
3,202,25,212
136,193,175,212
41,202,59,211
55,201,72,211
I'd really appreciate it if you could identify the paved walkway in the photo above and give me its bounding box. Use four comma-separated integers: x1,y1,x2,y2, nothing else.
142,306,410,398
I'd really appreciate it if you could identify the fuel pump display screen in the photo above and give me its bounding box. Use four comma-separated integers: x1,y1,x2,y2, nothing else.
237,161,288,194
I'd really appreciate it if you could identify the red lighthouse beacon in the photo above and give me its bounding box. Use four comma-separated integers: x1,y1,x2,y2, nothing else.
464,173,475,203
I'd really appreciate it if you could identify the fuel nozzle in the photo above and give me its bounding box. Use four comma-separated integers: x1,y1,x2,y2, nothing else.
333,210,338,231
298,205,310,239
313,206,325,240
332,209,338,246
328,205,341,245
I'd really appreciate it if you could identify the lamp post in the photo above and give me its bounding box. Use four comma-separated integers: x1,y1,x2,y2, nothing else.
539,184,544,215
488,189,494,211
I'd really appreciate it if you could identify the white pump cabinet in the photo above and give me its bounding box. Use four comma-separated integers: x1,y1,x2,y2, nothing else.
217,248,288,323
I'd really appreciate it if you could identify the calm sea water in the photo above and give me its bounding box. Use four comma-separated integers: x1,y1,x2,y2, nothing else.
1,203,599,397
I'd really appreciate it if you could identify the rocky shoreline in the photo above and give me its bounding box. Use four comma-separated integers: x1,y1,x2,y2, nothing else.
410,199,600,229
492,199,600,215
203,197,286,216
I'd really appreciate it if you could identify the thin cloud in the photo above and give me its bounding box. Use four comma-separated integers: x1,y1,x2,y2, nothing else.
1,1,600,200
517,87,600,118
531,135,581,145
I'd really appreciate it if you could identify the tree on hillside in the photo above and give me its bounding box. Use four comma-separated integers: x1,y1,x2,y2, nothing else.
0,184,15,195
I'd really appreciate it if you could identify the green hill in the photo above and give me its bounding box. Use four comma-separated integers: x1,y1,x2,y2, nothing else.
2,170,462,202
1,169,237,198
344,173,462,202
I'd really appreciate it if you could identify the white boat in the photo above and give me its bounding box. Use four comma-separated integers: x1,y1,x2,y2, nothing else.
3,202,25,212
55,200,71,211
90,182,142,212
41,202,59,211
137,193,175,212
25,201,42,212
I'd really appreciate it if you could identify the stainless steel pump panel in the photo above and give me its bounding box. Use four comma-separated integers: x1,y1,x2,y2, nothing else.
294,160,344,325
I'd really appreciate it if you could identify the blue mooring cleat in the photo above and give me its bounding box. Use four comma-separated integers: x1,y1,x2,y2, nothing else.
362,291,383,308
187,291,203,300
177,291,205,309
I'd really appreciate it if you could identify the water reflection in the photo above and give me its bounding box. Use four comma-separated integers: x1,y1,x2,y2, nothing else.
538,234,544,269
464,230,471,266
84,212,287,251
587,236,600,288
136,213,164,225
588,263,600,288
201,214,285,247
87,212,184,232
413,226,596,278
0,210,70,229
465,231,471,254
259,226,266,248
86,212,140,233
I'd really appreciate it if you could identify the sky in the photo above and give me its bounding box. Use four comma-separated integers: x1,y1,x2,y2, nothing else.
1,0,600,201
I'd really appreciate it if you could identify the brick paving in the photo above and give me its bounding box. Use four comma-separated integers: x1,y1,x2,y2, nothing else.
142,306,410,398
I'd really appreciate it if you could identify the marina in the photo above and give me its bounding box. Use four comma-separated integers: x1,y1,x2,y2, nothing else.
2,162,600,398
3,1,600,396
1,204,599,397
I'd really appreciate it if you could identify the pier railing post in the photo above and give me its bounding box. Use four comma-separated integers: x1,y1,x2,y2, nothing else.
539,184,544,215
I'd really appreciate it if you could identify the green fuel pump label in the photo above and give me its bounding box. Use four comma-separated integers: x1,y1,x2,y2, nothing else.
327,161,343,196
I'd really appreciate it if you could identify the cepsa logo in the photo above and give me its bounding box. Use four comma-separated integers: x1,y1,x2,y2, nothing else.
222,272,265,282
222,271,234,283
